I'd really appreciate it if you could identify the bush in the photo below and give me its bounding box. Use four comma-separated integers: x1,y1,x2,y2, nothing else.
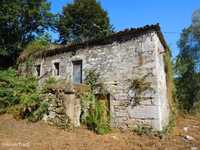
86,100,110,134
0,68,47,122
84,69,100,91
80,92,110,134
18,34,52,62
28,101,49,122
191,100,200,115
80,92,96,123
0,68,20,109
132,125,153,136
41,77,57,93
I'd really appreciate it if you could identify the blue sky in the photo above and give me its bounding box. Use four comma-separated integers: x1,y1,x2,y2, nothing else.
48,0,200,58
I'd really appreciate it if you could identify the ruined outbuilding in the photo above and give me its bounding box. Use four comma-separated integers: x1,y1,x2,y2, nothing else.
18,24,171,131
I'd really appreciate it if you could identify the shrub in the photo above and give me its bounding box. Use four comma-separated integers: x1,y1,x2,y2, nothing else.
80,92,96,123
132,125,153,136
18,34,52,63
191,100,200,115
86,100,110,134
0,68,48,122
84,69,100,92
41,77,57,93
81,69,111,134
28,101,49,122
128,74,153,106
80,91,110,134
0,68,20,109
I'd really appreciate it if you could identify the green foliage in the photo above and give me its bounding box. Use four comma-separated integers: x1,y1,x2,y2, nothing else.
84,69,100,92
0,68,22,110
132,112,176,138
161,112,176,136
191,99,200,115
86,100,110,134
80,69,110,134
163,48,177,121
41,77,68,94
128,74,154,106
57,0,113,44
132,125,153,136
80,92,110,134
84,69,107,96
19,34,52,62
41,77,57,93
130,48,176,137
175,25,200,113
0,68,47,122
28,101,49,122
0,0,54,67
44,77,58,85
80,92,96,123
192,9,200,39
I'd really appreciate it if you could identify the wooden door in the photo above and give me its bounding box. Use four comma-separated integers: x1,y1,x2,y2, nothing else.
73,60,82,84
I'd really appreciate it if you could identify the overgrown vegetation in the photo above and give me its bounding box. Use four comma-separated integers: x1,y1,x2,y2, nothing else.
0,68,110,133
163,48,177,134
128,73,154,106
41,77,58,93
80,93,110,134
84,69,100,92
132,125,154,136
0,68,48,121
175,9,200,114
18,34,53,63
80,69,110,134
132,111,176,138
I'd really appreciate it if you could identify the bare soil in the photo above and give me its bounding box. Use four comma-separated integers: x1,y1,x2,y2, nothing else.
0,114,200,150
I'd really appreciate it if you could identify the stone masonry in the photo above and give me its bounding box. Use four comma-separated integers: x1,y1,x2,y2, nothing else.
19,24,170,131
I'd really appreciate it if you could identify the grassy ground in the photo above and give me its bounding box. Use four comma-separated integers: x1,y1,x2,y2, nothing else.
0,114,200,150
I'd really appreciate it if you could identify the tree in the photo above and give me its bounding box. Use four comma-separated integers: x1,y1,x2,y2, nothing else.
192,8,200,39
175,9,200,112
0,0,54,67
57,0,113,44
18,33,52,62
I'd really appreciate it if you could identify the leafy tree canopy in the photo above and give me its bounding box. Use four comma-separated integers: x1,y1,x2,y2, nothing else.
18,33,52,62
192,8,200,39
0,0,54,67
175,9,200,112
57,0,113,44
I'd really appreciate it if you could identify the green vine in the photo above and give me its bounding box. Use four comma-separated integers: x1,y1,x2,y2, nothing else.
80,69,110,134
128,73,154,106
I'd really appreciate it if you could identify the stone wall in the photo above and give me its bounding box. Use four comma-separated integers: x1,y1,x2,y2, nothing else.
20,31,169,130
42,84,81,128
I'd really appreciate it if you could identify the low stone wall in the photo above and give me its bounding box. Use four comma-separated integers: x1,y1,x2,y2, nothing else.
43,84,81,128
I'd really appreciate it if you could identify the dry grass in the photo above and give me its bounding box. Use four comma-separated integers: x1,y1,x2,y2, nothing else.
0,114,200,150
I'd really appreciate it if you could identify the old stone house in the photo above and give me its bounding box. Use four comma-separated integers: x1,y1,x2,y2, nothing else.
19,24,170,131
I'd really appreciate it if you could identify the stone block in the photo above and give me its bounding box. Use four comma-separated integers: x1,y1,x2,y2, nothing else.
128,105,159,119
20,30,169,131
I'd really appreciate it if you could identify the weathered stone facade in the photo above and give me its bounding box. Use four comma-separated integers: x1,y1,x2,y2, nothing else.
42,84,81,128
19,25,170,130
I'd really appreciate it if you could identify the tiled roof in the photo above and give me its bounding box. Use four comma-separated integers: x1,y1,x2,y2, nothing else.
18,24,168,63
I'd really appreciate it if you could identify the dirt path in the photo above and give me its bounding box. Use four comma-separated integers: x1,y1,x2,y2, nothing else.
0,114,200,150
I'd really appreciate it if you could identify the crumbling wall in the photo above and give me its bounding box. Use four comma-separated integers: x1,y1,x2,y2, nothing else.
22,31,169,131
43,84,81,128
